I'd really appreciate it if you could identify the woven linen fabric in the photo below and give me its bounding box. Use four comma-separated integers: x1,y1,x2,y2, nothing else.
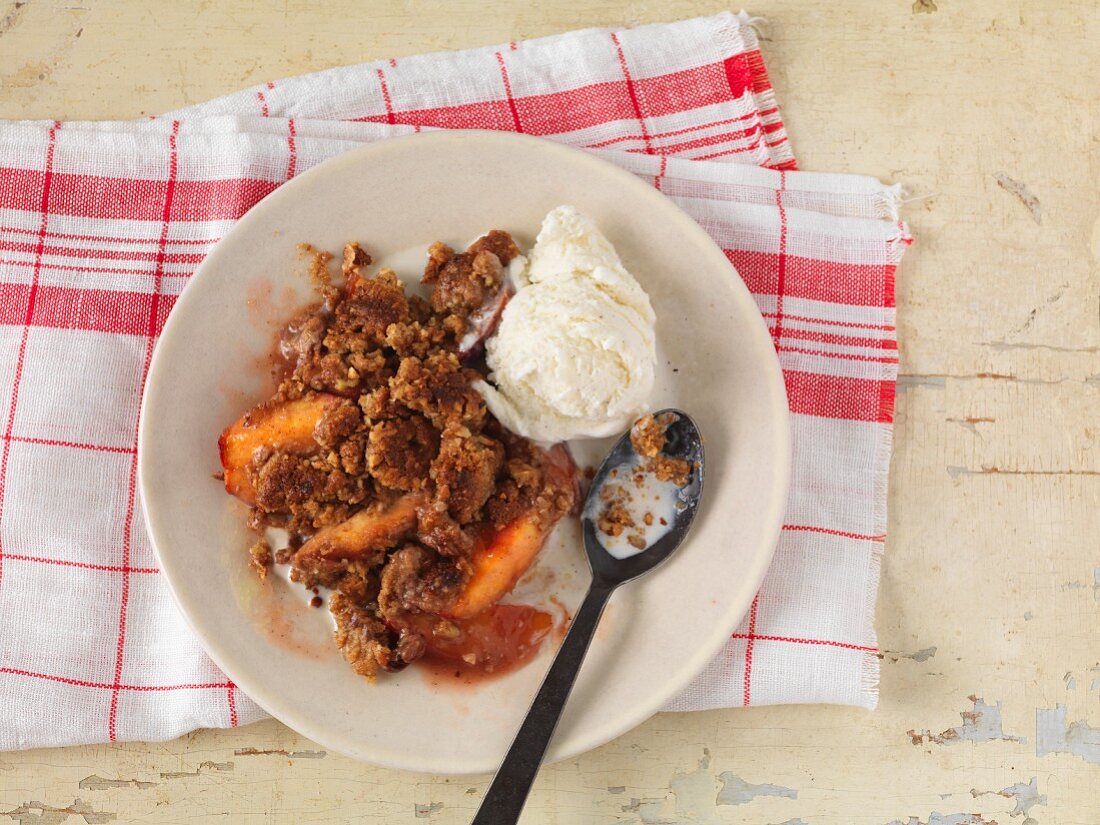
0,11,909,750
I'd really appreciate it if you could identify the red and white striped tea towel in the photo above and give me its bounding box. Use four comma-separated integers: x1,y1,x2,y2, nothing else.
0,11,909,750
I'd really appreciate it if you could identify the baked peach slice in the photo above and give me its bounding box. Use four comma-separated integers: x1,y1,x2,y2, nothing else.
218,393,341,504
296,493,426,564
446,516,550,620
445,444,577,620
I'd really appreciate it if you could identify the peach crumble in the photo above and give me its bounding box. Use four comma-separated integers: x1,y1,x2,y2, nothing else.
218,233,577,680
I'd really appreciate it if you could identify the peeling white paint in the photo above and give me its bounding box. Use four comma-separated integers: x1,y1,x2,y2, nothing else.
1036,704,1100,764
233,747,326,758
908,647,938,662
414,801,443,817
886,815,996,825
159,761,234,779
716,773,798,806
78,775,157,791
0,798,116,825
621,796,675,824
1001,778,1046,820
971,777,1046,821
887,647,938,663
621,749,800,824
909,697,1026,746
668,751,721,824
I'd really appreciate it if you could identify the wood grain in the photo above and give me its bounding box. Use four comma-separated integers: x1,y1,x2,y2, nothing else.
1,0,1098,822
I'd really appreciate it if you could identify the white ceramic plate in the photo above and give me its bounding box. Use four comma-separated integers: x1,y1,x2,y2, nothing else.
139,131,790,774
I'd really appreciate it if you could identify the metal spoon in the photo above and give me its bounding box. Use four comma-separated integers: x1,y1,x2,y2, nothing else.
471,409,705,825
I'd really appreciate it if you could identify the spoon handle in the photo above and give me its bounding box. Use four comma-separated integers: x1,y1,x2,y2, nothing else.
471,579,615,825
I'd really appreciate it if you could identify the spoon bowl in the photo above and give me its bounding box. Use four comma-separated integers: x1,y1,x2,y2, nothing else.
583,409,705,585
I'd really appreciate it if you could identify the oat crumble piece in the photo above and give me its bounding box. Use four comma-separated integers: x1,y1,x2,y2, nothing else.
248,539,272,579
648,454,691,486
596,496,633,538
630,414,666,458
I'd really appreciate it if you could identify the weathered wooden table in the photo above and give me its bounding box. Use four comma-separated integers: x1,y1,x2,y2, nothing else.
1,1,1097,822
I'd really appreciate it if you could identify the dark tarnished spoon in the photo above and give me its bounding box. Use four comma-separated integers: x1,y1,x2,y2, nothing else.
471,409,705,825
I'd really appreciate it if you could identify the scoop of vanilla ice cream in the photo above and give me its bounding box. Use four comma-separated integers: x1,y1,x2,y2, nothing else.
475,206,657,442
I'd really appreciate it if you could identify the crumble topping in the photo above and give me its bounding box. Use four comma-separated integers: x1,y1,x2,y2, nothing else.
219,233,576,680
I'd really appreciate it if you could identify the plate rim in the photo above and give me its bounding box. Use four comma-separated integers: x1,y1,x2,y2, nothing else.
139,129,791,774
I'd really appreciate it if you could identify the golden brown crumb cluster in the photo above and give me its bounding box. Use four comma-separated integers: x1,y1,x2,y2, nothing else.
631,412,691,486
629,413,667,458
248,539,272,579
595,493,636,539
